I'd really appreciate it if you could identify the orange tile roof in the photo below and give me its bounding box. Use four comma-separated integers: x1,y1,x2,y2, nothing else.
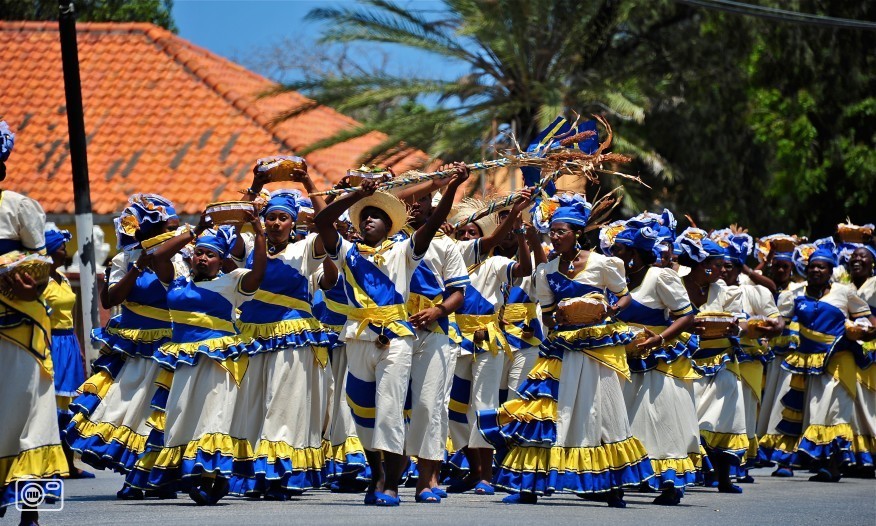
0,21,430,216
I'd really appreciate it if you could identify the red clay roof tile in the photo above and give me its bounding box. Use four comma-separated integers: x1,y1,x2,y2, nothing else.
1,21,430,216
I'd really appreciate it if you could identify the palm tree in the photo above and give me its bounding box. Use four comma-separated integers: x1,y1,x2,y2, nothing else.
267,0,691,197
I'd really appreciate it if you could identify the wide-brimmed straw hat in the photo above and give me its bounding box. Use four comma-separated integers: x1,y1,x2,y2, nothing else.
450,197,500,237
349,191,409,238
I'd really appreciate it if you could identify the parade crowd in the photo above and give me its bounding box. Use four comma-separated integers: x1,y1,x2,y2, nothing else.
0,120,874,526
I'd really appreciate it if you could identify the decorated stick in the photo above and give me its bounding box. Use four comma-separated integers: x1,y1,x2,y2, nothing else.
308,156,527,198
451,169,562,228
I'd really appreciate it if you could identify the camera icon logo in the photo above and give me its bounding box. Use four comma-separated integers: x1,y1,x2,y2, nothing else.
15,479,64,511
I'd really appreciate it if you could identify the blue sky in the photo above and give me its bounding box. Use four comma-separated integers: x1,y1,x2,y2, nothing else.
172,0,465,83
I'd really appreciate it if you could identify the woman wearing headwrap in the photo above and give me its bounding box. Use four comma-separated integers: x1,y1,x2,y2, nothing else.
713,229,784,483
609,221,700,506
0,120,68,525
144,215,266,505
445,191,533,498
846,245,876,475
678,228,748,494
43,226,92,479
65,194,181,500
478,196,652,507
228,185,338,500
770,246,875,481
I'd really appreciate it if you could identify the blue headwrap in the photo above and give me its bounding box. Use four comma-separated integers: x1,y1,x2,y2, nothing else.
862,245,876,261
114,194,176,250
195,225,237,259
549,195,592,228
721,233,754,266
45,227,72,255
0,121,14,162
263,189,301,221
809,247,837,268
614,225,661,255
773,252,794,262
676,228,723,263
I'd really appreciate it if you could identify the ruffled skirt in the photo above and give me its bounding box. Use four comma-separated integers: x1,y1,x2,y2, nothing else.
478,325,653,496
0,341,69,508
694,368,749,465
623,369,699,489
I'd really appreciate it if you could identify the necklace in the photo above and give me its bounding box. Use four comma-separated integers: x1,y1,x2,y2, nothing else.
560,250,581,273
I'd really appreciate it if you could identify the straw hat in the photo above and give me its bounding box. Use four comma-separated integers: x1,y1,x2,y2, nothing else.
348,191,409,238
450,197,500,237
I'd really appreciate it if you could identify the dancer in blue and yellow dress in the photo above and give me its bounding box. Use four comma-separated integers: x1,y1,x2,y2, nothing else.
43,226,92,479
847,244,876,474
146,217,267,505
478,196,652,506
0,121,68,525
677,228,749,493
608,220,701,506
712,228,785,483
230,184,337,499
770,246,875,482
65,195,181,500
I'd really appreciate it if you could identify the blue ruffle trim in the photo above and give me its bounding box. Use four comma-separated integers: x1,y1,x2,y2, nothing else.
796,435,854,465
147,449,254,488
1,478,63,509
228,463,325,495
645,466,697,490
324,451,370,482
92,327,170,358
246,329,334,355
153,340,256,370
63,423,144,474
492,452,654,496
629,336,698,373
478,409,557,448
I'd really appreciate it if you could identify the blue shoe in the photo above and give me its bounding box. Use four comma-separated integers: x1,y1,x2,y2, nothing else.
116,486,144,500
502,493,537,504
474,482,494,495
374,491,401,507
446,478,478,493
737,475,755,483
415,490,441,503
718,483,743,493
772,467,793,477
431,487,448,498
364,490,378,505
188,487,211,506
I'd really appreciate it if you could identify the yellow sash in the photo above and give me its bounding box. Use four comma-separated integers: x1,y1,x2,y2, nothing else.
456,313,510,358
737,361,764,401
0,293,53,376
825,351,858,399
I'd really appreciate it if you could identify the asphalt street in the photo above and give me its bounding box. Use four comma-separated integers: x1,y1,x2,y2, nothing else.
15,464,876,526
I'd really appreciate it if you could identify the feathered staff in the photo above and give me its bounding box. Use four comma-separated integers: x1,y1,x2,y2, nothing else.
310,115,644,199
451,116,644,228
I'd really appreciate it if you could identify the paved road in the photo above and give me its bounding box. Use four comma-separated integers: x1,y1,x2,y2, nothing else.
19,465,876,526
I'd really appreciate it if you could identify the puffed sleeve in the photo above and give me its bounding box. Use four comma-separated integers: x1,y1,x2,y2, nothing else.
754,286,780,318
777,289,796,319
847,285,872,319
534,261,556,314
722,284,745,318
107,252,129,288
601,255,629,297
17,195,47,251
228,267,256,307
442,240,470,292
491,255,516,287
403,232,427,270
655,268,693,316
299,232,327,277
229,230,255,268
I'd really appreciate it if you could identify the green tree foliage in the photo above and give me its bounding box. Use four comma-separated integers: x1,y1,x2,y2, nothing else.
271,0,874,236
0,0,176,32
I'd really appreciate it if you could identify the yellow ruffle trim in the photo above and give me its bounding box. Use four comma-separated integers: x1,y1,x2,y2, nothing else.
147,410,166,433
323,436,366,463
527,356,562,381
497,436,650,475
746,435,759,461
158,335,249,358
800,423,853,446
551,321,630,342
655,358,702,380
153,432,255,469
237,318,325,341
103,325,172,344
254,440,324,469
692,351,731,370
155,368,173,390
651,457,697,477
1,444,69,485
783,351,827,372
78,369,115,398
758,433,800,453
852,435,876,454
496,397,557,423
70,413,148,455
700,429,750,453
